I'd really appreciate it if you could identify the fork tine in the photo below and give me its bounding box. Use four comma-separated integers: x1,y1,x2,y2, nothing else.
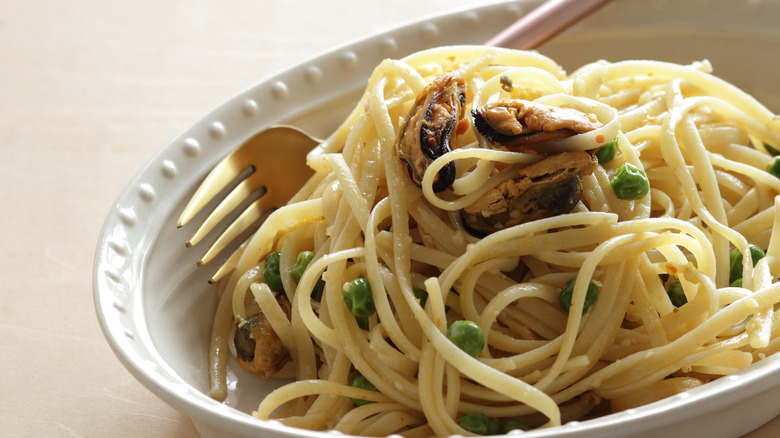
185,171,264,247
197,192,276,265
177,153,251,228
208,239,246,283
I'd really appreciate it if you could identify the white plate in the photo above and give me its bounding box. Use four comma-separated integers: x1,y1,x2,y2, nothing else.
93,1,780,437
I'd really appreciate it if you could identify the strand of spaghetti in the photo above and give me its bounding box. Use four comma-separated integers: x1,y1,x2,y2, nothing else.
624,124,663,146
747,255,775,348
370,66,424,380
339,112,372,170
622,260,666,347
326,154,371,232
357,135,383,205
577,232,709,270
207,278,235,401
451,158,496,196
290,350,352,428
365,68,431,369
368,324,418,376
276,234,300,301
609,203,719,278
477,283,559,366
306,59,425,165
437,212,618,294
472,66,566,107
400,46,566,79
255,380,394,420
418,339,458,436
534,232,642,392
249,281,296,351
325,259,424,411
561,333,748,403
444,362,460,420
406,198,470,256
594,283,780,395
581,168,617,215
420,278,562,426
295,247,364,350
725,188,760,227
680,116,730,227
225,199,324,300
530,94,620,153
658,278,717,341
663,78,685,111
708,153,780,193
571,61,607,99
662,97,757,286
458,257,519,325
605,60,780,132
325,143,428,414
681,116,734,285
374,58,427,96
230,264,262,320
288,310,319,409
378,267,425,350
360,411,427,436
767,197,780,259
547,260,637,395
637,253,675,317
318,351,359,423
480,278,567,340
335,403,421,435
595,333,752,400
366,196,421,360
618,96,667,133
422,148,543,211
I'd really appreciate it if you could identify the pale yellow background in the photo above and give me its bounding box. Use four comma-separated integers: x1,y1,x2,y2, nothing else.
1,0,778,437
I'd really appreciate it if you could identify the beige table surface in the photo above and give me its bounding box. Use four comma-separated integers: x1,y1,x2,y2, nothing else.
2,0,779,437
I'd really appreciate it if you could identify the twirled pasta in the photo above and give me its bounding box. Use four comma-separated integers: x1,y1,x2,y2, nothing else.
207,46,780,436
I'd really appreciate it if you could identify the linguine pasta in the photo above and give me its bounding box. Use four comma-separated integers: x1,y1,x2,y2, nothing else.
207,46,780,436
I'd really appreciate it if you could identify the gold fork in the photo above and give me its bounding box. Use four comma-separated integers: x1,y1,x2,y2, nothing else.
177,125,317,282
177,0,611,283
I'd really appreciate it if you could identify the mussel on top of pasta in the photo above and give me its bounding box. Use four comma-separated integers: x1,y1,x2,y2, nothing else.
205,46,780,436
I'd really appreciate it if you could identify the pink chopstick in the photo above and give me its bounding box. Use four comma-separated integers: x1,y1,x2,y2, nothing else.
485,0,612,49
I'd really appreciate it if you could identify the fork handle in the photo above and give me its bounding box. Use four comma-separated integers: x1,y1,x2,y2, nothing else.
485,0,612,49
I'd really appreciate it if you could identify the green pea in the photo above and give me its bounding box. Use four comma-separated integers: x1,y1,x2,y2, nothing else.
291,251,325,292
559,278,598,313
290,251,314,283
262,250,284,292
729,244,765,283
349,373,378,406
767,156,780,179
610,162,649,200
502,420,531,433
665,277,688,308
413,287,428,308
447,320,485,357
343,278,375,329
458,413,502,435
595,137,618,163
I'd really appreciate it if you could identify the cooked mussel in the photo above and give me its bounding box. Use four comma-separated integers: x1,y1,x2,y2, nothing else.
234,293,292,379
397,72,467,192
461,150,597,234
472,100,603,152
